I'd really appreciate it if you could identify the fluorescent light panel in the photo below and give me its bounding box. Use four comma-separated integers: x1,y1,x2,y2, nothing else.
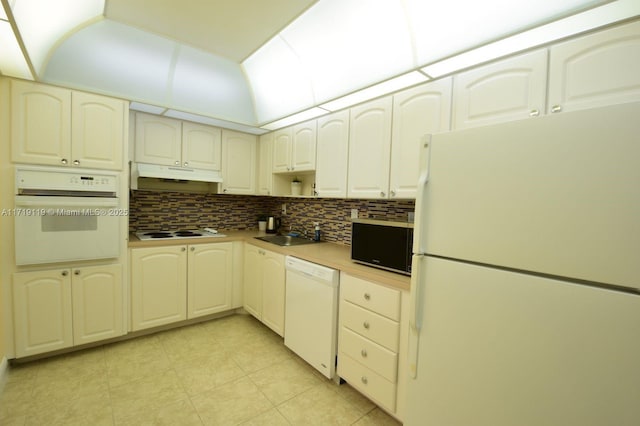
129,102,167,115
261,107,329,131
0,20,32,79
320,72,429,112
422,0,640,77
164,109,268,135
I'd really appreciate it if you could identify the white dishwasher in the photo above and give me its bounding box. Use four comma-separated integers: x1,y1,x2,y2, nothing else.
284,256,340,379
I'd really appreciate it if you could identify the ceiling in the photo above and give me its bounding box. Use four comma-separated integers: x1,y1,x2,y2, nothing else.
103,0,318,63
1,0,638,133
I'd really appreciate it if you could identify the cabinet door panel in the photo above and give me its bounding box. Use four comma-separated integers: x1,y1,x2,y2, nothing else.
182,122,222,170
391,78,452,199
261,251,285,336
131,246,187,331
453,49,547,129
316,110,349,198
272,129,292,172
13,270,73,357
221,130,257,194
548,20,640,114
134,113,182,166
188,243,233,318
72,264,124,344
11,80,71,166
258,133,273,195
71,92,125,170
348,97,392,199
243,245,263,319
291,121,317,171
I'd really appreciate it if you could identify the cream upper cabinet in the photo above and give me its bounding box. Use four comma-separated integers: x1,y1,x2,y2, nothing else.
71,263,124,345
71,91,125,170
548,20,640,115
243,244,286,336
291,120,317,172
11,80,125,170
135,113,222,171
187,242,233,318
258,132,274,195
13,269,73,358
182,121,222,170
134,113,182,166
348,97,393,199
391,78,452,199
272,120,317,173
452,49,548,129
220,130,257,195
272,128,292,173
131,245,187,331
13,263,124,358
316,110,350,198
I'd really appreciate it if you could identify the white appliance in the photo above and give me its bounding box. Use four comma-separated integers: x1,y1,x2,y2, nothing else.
130,162,222,189
406,102,640,426
14,166,121,265
284,256,340,379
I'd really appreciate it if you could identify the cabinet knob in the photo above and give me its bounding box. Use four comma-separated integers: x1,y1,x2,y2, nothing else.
73,160,80,166
390,190,396,197
190,247,195,251
223,188,228,193
361,376,368,385
363,321,370,329
181,247,186,252
61,158,68,165
175,160,180,165
551,105,563,113
380,191,385,197
184,162,188,167
61,270,68,276
364,293,371,301
529,109,540,117
74,270,80,275
361,349,368,358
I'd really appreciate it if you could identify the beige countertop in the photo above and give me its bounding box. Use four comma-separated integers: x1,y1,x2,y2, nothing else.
129,230,411,291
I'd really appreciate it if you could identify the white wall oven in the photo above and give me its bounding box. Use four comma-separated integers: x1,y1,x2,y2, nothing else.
14,166,121,265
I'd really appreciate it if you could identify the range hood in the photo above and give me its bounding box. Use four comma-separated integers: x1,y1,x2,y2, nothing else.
131,163,223,190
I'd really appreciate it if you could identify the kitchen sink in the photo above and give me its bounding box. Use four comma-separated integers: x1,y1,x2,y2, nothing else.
254,235,319,246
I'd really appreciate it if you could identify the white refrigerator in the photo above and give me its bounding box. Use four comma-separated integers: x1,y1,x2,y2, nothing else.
406,102,640,426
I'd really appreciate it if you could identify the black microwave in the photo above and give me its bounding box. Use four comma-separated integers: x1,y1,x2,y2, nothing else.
351,219,413,275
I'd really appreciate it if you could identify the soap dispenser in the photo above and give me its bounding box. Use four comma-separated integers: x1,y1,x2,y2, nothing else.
314,222,321,241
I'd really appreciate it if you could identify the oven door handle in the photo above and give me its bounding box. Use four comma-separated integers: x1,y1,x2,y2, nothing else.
14,195,119,208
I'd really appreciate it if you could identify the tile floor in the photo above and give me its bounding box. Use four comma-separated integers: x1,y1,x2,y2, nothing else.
0,314,402,425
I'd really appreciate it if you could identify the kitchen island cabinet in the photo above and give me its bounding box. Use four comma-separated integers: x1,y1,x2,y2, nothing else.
131,242,237,331
243,244,286,336
12,263,124,358
11,79,126,170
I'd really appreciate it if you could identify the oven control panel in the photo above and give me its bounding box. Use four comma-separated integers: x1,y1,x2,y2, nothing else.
16,166,119,195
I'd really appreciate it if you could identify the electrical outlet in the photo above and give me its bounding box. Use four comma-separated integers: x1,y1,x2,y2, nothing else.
351,209,358,219
282,203,287,215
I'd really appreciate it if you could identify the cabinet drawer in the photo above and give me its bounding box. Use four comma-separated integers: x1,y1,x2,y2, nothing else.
341,274,400,321
338,353,397,412
341,300,399,350
340,327,398,382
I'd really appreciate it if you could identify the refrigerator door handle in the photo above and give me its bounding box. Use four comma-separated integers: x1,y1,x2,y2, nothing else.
409,253,426,378
412,135,431,254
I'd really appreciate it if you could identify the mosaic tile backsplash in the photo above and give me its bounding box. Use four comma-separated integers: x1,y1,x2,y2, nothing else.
129,191,415,245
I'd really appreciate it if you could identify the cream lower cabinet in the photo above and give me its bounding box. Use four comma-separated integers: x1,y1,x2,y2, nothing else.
187,242,234,318
243,244,285,336
13,264,123,358
131,242,236,331
338,273,409,421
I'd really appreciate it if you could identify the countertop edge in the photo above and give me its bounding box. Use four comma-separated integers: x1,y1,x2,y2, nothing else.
128,231,410,292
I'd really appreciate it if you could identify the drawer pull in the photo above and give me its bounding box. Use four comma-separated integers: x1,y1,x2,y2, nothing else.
361,349,367,358
364,293,371,301
361,376,368,385
363,321,370,329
